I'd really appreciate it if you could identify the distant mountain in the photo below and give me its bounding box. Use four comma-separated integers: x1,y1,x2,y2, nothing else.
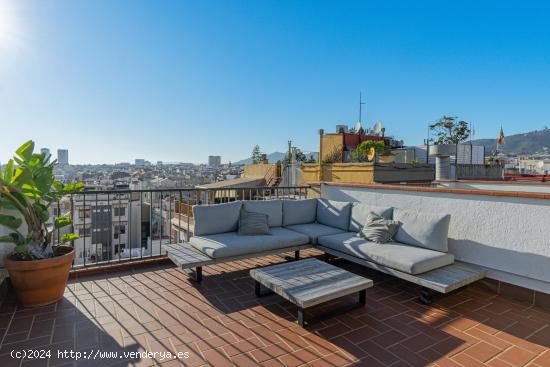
235,152,286,165
472,128,550,155
235,151,318,165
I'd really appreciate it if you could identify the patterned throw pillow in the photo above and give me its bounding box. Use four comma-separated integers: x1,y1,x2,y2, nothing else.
238,209,271,235
358,212,400,243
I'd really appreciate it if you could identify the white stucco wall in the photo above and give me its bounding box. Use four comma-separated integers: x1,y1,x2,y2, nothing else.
439,181,550,193
322,184,550,294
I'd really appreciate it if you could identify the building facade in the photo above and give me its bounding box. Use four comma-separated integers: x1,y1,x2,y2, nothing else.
57,149,69,165
52,190,169,266
40,148,51,158
208,155,221,167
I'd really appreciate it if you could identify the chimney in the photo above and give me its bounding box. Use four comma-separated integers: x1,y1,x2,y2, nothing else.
431,145,456,181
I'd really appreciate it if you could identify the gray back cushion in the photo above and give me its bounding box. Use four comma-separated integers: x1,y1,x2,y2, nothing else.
239,209,271,235
316,199,352,231
192,201,242,236
393,208,451,252
282,199,318,226
349,203,394,233
242,200,283,227
359,212,401,243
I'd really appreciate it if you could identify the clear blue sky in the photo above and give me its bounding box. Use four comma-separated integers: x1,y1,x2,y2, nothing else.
1,0,549,164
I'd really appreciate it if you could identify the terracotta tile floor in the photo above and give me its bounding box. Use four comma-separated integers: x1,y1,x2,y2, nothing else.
1,250,550,367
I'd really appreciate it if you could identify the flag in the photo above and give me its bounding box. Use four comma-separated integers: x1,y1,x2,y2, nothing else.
497,126,504,145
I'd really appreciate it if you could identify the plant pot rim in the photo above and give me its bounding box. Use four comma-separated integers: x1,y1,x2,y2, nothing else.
5,246,75,270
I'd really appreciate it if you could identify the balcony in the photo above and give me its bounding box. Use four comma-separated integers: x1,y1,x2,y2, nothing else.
1,184,550,366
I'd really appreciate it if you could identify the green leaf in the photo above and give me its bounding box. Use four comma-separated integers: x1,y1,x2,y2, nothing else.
60,233,79,243
4,159,14,181
15,140,35,161
0,233,25,245
32,202,50,222
21,184,41,199
34,172,53,194
14,244,29,255
55,215,72,229
0,235,16,243
12,167,32,185
0,197,17,210
62,182,85,194
52,181,64,193
0,214,22,230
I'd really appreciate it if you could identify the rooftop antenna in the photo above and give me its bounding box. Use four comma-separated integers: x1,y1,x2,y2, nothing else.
358,92,365,123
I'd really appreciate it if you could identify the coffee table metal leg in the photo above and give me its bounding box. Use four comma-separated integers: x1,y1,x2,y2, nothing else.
255,280,261,297
298,289,367,326
254,281,274,297
185,266,202,282
294,250,300,260
298,308,305,327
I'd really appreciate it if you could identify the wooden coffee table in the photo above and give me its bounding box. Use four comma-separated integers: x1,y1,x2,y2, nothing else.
250,258,373,326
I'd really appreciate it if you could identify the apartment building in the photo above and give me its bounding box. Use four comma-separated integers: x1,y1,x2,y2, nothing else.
208,155,221,167
57,149,69,165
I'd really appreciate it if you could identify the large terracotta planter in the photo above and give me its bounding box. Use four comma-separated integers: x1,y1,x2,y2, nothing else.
5,246,75,307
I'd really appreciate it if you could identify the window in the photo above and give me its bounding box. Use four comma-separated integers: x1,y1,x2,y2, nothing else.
78,227,91,237
79,208,91,219
114,243,126,255
114,225,126,239
114,207,126,217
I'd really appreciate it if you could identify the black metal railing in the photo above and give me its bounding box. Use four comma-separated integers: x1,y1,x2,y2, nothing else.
51,186,309,269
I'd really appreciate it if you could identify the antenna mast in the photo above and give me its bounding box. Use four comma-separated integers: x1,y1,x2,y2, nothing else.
358,92,365,123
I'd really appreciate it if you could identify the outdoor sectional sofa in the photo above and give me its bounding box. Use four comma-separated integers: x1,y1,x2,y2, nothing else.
164,198,486,303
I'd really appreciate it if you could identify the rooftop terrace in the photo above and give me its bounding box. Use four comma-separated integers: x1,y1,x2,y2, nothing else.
1,250,549,367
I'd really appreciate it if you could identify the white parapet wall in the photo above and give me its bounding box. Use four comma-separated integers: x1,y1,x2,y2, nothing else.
322,183,550,294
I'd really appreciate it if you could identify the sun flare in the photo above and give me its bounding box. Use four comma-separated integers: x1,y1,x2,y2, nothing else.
0,0,22,53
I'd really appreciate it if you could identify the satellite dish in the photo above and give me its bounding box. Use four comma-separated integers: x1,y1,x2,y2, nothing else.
354,121,362,134
367,147,376,162
373,121,383,135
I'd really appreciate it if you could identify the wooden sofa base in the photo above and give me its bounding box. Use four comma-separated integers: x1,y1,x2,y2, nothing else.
318,245,487,303
164,243,487,298
164,243,311,283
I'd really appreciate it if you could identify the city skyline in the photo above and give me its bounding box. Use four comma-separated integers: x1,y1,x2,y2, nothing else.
2,0,550,164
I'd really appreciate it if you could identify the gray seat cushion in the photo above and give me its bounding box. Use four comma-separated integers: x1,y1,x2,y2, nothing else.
393,208,451,252
192,201,242,236
285,223,345,244
282,199,318,226
349,203,394,233
318,232,454,275
316,199,352,231
190,227,309,259
243,200,283,227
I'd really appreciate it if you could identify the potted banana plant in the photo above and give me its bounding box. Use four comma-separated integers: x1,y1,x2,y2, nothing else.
0,140,83,307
